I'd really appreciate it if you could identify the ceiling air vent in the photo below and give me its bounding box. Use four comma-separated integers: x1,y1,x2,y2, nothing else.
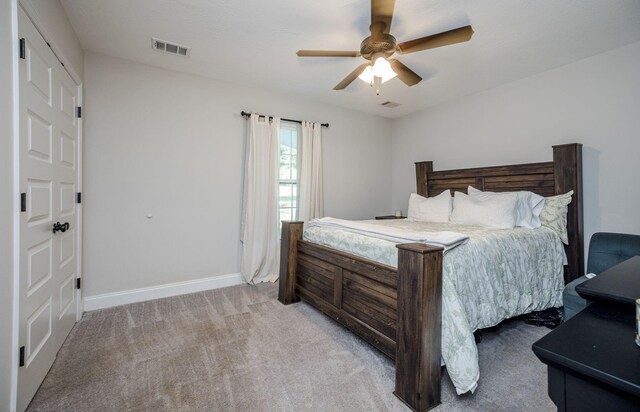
152,37,190,57
380,101,401,108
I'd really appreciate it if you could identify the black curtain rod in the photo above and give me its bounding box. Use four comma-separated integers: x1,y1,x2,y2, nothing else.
240,111,329,128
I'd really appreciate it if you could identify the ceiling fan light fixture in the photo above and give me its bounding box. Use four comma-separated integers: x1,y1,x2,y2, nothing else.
358,57,397,84
358,66,373,83
372,56,397,80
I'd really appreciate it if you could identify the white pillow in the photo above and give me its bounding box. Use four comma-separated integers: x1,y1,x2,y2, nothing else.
451,191,518,229
467,186,545,229
407,191,452,223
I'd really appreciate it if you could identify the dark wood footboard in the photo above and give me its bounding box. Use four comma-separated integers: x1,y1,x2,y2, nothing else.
278,221,444,411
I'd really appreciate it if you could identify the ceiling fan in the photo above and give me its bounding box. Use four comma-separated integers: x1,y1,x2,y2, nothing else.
296,0,474,94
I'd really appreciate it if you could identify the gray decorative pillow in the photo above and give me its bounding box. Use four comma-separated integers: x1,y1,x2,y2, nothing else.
539,191,573,244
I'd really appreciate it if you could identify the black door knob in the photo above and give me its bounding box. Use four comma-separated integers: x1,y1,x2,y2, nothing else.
52,222,70,233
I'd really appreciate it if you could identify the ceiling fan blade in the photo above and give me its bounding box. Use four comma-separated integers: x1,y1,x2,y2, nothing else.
396,25,474,54
390,60,422,86
334,63,370,90
371,0,395,40
297,50,361,57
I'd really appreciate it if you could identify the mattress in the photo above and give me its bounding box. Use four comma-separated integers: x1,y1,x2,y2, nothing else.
303,218,566,394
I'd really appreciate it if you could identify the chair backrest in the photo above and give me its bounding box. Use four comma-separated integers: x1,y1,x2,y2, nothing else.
587,232,640,274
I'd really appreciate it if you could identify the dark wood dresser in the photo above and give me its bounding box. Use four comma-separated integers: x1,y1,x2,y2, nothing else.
532,257,640,411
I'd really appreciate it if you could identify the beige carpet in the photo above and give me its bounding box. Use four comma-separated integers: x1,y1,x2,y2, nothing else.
28,283,554,411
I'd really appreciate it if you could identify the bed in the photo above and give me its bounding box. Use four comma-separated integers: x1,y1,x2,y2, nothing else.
278,143,583,411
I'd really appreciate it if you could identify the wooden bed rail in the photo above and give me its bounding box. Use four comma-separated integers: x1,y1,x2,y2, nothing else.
278,221,445,411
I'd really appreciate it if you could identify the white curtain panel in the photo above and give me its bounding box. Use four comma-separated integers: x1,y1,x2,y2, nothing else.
240,114,281,284
298,121,324,221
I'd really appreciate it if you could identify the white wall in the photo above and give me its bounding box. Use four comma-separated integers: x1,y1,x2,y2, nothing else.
83,52,392,298
19,0,83,82
1,2,18,409
391,41,640,264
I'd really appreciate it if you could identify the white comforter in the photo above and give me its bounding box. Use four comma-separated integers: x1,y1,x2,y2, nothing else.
303,218,566,394
306,217,469,251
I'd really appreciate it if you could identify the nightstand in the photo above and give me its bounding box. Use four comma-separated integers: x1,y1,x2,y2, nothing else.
375,215,407,220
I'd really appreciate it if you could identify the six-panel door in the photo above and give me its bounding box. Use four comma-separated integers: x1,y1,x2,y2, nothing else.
17,8,80,411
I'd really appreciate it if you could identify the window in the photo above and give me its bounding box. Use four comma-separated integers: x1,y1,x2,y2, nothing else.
279,122,298,223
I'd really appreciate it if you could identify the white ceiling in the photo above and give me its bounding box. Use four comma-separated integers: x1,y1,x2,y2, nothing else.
61,0,640,118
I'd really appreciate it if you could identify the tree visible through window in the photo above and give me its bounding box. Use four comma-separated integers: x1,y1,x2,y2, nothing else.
279,122,298,223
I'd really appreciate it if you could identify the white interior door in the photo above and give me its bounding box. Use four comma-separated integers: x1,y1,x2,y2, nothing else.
17,8,81,411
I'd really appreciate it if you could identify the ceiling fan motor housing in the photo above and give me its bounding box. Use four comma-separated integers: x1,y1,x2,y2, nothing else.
360,33,397,60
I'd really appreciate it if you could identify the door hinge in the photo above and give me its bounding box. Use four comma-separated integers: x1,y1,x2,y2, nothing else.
76,192,82,204
76,106,82,119
20,193,26,212
19,346,25,367
19,38,25,59
76,278,81,290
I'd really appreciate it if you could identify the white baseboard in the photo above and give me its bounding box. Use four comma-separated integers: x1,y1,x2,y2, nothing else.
83,272,243,312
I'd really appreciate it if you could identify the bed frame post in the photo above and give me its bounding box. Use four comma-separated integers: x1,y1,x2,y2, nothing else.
394,243,444,412
415,161,433,197
278,221,303,305
553,143,584,283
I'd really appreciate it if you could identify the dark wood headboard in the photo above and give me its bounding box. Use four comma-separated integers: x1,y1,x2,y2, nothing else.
415,143,583,284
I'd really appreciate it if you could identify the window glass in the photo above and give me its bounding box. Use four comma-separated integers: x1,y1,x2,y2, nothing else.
279,122,298,226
